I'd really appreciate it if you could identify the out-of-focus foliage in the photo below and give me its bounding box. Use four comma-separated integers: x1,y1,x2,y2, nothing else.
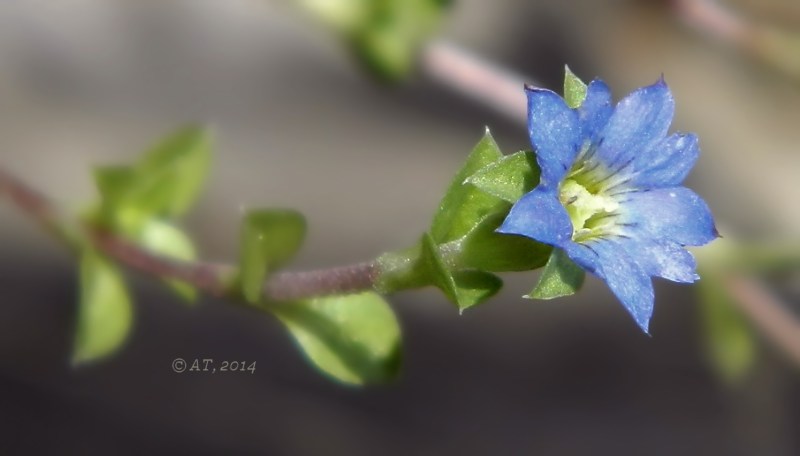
68,125,409,384
695,237,800,383
273,291,402,385
698,269,757,384
73,126,213,364
295,0,452,80
93,126,211,225
237,209,307,304
72,249,133,365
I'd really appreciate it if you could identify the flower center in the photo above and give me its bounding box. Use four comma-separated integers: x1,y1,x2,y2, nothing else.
559,178,619,243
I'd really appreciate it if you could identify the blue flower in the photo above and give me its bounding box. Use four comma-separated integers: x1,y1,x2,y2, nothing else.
498,78,718,333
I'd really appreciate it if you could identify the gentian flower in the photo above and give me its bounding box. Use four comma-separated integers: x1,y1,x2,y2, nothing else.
498,78,718,333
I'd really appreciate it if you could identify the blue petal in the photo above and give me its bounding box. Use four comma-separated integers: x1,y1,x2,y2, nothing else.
526,87,582,186
497,187,573,246
567,240,655,333
618,187,718,246
562,241,602,274
578,79,613,141
632,133,699,188
593,79,674,170
617,237,699,283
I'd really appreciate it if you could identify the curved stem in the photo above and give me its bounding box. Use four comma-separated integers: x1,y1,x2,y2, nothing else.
0,166,379,302
724,276,800,366
421,40,530,121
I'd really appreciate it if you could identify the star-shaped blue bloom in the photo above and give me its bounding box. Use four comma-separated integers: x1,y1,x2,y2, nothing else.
498,78,718,333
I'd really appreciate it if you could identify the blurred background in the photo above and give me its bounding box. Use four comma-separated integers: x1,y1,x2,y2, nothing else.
0,0,799,454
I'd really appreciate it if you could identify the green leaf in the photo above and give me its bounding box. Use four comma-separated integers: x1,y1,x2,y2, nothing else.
464,151,540,204
354,0,452,81
93,166,137,208
137,219,198,302
272,291,402,385
563,66,588,109
73,249,134,365
430,129,504,243
136,126,212,217
458,212,552,272
698,272,757,384
527,249,585,299
296,0,371,33
238,209,307,303
93,126,212,223
421,233,502,311
298,0,451,81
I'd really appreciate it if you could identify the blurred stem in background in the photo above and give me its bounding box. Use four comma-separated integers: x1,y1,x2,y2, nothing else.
673,0,800,81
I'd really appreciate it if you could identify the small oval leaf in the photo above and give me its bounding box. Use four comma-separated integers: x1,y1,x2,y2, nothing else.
73,249,133,365
272,291,403,385
239,209,307,303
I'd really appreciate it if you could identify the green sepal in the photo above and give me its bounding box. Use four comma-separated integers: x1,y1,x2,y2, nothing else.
272,291,402,386
238,209,307,304
464,150,540,204
72,249,134,365
563,65,588,109
430,128,504,243
376,129,550,304
458,211,552,272
421,233,502,311
527,248,585,299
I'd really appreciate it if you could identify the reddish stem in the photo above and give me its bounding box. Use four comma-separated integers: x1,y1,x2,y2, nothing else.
1,166,378,302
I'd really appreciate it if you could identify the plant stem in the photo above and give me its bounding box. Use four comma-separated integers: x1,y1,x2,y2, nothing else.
0,166,379,302
724,276,800,366
421,40,530,121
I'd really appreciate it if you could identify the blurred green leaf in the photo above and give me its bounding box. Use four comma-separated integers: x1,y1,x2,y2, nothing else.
299,0,452,81
136,126,212,217
73,249,133,365
93,126,211,224
296,0,371,33
238,209,307,304
563,66,588,109
137,219,198,302
458,212,552,272
430,129,504,243
421,233,502,311
93,165,137,208
698,272,757,384
527,249,585,299
464,151,540,204
272,291,402,385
